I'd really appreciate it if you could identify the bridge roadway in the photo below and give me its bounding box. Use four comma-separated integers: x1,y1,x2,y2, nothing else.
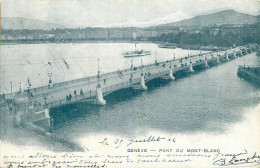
7,45,255,123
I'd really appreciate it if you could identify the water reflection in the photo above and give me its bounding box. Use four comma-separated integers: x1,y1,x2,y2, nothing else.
52,53,260,140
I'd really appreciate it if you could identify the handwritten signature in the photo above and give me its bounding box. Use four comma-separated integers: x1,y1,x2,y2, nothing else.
212,150,260,166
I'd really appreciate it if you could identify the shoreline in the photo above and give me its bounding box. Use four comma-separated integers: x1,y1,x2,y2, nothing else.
0,40,232,50
0,40,155,45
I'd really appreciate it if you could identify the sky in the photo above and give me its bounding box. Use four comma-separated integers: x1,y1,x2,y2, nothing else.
1,0,260,27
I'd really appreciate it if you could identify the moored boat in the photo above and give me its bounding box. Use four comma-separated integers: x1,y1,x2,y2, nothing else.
123,50,151,57
158,44,176,49
123,43,151,57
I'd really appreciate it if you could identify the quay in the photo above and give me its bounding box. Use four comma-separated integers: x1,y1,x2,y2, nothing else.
237,46,260,86
237,65,260,85
0,44,257,150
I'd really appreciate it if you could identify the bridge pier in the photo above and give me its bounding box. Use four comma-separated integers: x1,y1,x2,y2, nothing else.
225,52,229,61
240,50,243,56
216,55,220,63
140,73,147,90
15,113,22,126
44,109,51,127
48,79,53,89
233,51,237,58
44,109,50,119
205,57,209,68
96,84,106,105
169,68,176,80
189,63,195,72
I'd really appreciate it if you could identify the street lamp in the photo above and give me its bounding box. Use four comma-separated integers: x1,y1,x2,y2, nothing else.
48,73,52,82
48,73,53,89
19,82,21,93
155,51,158,64
26,77,31,92
10,81,13,96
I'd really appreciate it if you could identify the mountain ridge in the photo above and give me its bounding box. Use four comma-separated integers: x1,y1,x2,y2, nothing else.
1,17,65,30
156,9,259,27
1,9,259,30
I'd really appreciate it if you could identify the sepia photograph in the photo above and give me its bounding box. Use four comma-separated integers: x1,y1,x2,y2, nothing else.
0,0,260,167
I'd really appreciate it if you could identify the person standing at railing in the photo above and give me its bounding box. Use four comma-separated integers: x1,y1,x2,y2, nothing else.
2,93,5,100
66,95,69,102
80,89,84,97
69,94,72,102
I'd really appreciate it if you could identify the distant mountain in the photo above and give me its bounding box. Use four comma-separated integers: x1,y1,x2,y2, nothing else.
103,11,190,28
2,10,259,30
157,9,260,27
1,17,65,30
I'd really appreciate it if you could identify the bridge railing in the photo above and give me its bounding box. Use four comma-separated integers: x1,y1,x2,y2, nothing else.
45,89,98,109
4,63,192,102
103,78,143,94
103,81,126,94
24,74,99,96
13,47,255,109
46,79,138,109
239,65,260,68
207,57,218,62
4,46,250,101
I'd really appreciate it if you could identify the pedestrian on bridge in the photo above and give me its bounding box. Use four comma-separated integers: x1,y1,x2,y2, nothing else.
39,102,41,108
2,93,5,100
80,88,84,96
66,95,69,102
69,94,72,101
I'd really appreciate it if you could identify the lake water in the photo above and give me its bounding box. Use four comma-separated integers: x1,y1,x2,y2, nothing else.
49,48,260,145
1,42,202,93
1,42,259,147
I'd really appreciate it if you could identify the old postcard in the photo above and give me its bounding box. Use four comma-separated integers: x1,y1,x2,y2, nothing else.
0,0,260,167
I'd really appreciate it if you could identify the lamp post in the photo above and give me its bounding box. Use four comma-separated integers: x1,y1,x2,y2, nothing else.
48,73,53,89
10,81,15,126
155,51,157,64
10,81,13,97
19,82,21,93
44,96,47,105
97,58,100,86
48,73,52,82
51,118,54,149
189,51,192,64
26,77,31,93
10,81,14,108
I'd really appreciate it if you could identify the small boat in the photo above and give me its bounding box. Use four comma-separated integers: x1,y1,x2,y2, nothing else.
123,43,151,57
123,50,151,57
158,43,176,49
